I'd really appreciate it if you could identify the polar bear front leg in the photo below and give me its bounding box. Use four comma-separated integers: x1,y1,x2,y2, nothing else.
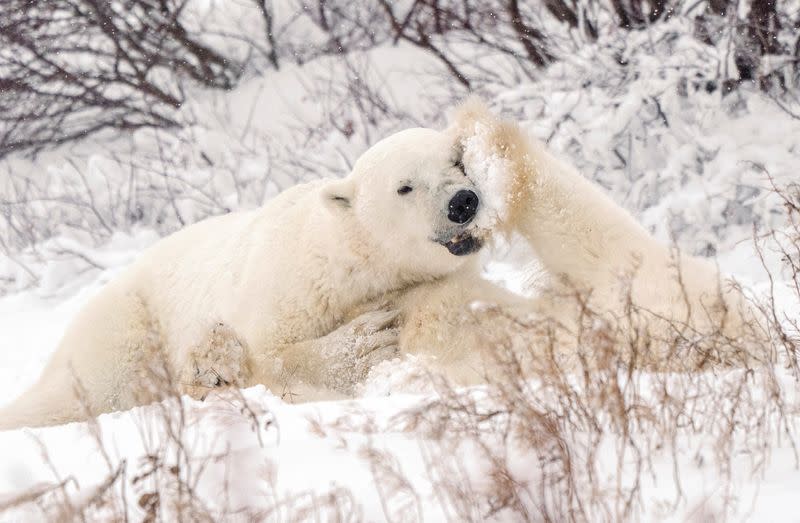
270,309,401,397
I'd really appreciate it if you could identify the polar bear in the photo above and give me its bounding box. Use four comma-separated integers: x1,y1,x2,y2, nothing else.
0,126,500,430
382,99,766,385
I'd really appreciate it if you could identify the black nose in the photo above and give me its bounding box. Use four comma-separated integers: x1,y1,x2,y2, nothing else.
448,189,479,224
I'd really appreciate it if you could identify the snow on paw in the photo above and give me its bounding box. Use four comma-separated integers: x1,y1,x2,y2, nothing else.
357,342,400,377
181,322,248,400
448,99,512,231
320,309,400,395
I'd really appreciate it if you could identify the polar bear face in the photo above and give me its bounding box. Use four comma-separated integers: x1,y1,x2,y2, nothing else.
324,128,490,276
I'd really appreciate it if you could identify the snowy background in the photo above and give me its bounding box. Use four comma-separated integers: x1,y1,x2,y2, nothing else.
1,0,800,521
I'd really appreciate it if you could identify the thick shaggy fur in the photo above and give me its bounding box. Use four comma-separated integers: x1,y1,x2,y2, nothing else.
392,99,765,381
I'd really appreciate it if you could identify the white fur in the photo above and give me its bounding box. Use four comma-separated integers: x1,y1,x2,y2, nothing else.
389,101,765,384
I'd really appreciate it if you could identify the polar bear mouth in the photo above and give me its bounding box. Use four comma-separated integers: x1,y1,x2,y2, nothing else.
438,233,483,256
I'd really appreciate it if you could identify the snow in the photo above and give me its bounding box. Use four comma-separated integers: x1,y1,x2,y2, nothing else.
1,339,799,521
460,117,513,232
2,5,800,522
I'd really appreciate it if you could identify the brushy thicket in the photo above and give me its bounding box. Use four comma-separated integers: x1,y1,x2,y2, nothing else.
0,0,797,159
1,0,799,293
0,0,241,158
1,1,800,521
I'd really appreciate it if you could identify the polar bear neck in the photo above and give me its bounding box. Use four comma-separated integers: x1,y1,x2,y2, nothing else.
318,213,446,304
234,192,446,348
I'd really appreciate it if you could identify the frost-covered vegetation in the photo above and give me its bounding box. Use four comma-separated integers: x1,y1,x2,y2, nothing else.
1,0,800,521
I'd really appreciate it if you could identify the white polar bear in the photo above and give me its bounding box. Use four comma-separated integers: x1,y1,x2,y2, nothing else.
0,126,499,430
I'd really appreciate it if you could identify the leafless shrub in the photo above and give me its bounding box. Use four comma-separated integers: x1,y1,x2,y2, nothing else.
0,0,241,159
375,0,563,89
291,52,421,147
271,0,598,90
0,124,281,293
610,0,675,29
752,175,800,372
252,0,281,69
282,1,798,94
692,0,798,93
297,0,389,58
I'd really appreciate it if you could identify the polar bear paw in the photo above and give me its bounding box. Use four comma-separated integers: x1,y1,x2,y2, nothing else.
321,309,401,394
181,322,248,399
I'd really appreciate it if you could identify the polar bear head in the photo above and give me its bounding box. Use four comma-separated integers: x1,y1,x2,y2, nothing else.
323,127,495,277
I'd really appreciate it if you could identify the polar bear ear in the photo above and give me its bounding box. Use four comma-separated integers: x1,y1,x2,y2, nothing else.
322,178,355,211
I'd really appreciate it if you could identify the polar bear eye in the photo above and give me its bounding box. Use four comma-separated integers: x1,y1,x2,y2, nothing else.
397,185,413,195
454,159,467,175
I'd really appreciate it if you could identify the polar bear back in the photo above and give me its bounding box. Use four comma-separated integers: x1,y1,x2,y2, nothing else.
128,180,335,358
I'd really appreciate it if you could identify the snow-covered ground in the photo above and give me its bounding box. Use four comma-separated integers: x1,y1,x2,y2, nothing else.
1,6,800,522
1,279,799,521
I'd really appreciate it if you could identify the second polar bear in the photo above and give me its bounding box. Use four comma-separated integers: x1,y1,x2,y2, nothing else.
388,100,766,384
0,126,502,430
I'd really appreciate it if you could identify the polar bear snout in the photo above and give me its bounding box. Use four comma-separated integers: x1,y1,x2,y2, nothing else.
447,189,479,224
